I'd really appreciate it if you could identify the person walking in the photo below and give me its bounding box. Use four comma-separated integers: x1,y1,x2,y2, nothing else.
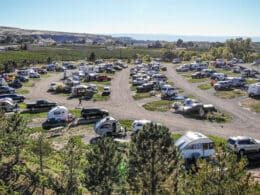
79,97,82,106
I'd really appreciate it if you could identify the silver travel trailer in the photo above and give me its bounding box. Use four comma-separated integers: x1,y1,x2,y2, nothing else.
175,131,215,159
94,117,123,136
0,98,18,112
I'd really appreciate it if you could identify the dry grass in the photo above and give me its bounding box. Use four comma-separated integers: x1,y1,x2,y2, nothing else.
240,98,260,113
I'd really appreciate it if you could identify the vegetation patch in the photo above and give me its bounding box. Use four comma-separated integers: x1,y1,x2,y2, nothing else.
130,86,136,91
133,92,153,100
16,89,30,94
183,111,233,123
188,78,209,83
23,82,35,87
214,90,246,99
240,98,260,113
92,93,109,101
119,120,133,130
143,100,173,112
198,83,212,90
246,79,258,85
18,103,27,109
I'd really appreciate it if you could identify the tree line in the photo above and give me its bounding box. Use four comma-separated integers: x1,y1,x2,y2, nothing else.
0,113,258,194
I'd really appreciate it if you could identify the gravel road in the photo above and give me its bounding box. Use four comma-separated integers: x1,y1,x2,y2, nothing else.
26,67,260,139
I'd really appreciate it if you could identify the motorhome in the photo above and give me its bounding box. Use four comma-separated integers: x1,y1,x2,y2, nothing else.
71,85,95,98
248,82,260,97
174,131,215,159
94,116,123,136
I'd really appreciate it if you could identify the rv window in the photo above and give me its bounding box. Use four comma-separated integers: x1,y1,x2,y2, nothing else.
101,124,111,129
209,142,214,149
54,111,61,115
193,143,202,149
203,143,209,150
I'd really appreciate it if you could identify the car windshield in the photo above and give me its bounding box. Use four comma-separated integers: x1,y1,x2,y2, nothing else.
227,139,236,145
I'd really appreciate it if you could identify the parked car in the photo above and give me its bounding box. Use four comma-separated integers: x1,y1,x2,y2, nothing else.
102,86,111,96
26,99,57,111
0,86,15,94
8,80,23,88
211,73,227,81
176,65,190,72
55,66,66,72
106,67,116,73
15,75,29,82
37,68,47,74
227,136,260,156
248,83,260,97
201,69,216,77
0,94,25,102
174,131,215,159
131,119,152,133
136,83,154,93
29,72,40,78
97,75,112,82
214,80,233,90
46,64,56,71
227,77,246,87
191,72,207,79
81,108,109,120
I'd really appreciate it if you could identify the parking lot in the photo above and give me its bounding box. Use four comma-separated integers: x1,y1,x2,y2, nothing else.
24,63,260,140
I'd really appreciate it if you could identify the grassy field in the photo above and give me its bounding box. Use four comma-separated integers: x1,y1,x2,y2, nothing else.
214,90,246,99
0,45,164,70
119,120,133,130
23,82,35,87
188,78,210,83
240,98,260,113
133,92,154,100
198,83,212,90
143,100,173,112
16,88,30,94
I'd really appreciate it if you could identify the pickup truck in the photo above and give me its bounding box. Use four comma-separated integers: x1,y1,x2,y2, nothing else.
26,100,57,111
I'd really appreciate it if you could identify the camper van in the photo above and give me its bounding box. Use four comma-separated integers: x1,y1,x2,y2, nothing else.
94,117,123,136
248,83,260,97
0,98,18,112
174,131,215,159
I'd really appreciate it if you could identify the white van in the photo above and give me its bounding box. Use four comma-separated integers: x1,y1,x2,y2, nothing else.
174,131,215,159
248,83,260,97
132,120,152,133
94,117,123,136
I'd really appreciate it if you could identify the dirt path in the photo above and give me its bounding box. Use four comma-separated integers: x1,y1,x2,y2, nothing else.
26,68,260,139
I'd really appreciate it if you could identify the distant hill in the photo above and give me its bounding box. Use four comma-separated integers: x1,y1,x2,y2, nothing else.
112,33,260,42
0,26,117,44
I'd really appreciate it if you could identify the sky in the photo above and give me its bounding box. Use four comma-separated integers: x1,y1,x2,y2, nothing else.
0,0,259,37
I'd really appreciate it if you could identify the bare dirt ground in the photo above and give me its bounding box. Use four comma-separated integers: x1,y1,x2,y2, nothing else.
26,66,260,139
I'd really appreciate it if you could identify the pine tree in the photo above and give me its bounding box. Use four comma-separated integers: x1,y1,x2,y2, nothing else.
181,145,254,194
84,137,122,194
62,136,84,195
128,123,181,194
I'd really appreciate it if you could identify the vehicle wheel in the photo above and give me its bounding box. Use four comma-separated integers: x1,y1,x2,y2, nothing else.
239,150,245,156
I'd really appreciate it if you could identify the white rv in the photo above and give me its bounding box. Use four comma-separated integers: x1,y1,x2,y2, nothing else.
248,83,260,97
47,106,73,122
175,131,215,159
94,117,123,136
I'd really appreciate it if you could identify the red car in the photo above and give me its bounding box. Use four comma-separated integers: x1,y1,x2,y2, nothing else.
98,75,112,82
